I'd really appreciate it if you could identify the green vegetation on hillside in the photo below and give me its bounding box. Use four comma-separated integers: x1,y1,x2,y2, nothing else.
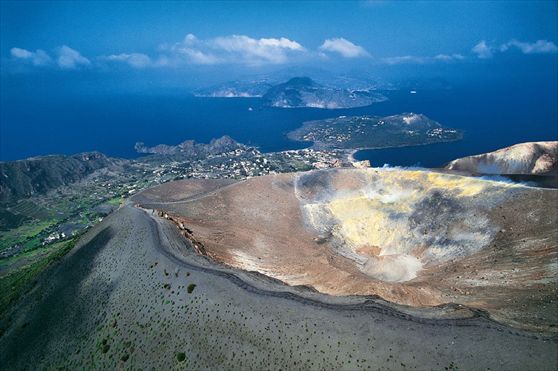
0,237,78,315
0,219,59,252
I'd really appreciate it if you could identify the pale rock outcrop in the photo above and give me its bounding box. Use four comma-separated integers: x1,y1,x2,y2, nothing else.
446,141,558,175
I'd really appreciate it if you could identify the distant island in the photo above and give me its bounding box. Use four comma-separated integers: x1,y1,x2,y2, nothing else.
194,76,387,109
193,80,274,98
288,113,463,150
262,77,386,109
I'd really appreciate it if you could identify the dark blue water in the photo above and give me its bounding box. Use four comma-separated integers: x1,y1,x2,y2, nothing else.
1,81,556,165
354,84,558,167
0,93,384,161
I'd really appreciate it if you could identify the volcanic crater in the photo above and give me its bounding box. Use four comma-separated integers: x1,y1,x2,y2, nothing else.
134,168,558,332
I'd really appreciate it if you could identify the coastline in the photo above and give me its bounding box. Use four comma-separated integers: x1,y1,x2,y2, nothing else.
339,137,465,166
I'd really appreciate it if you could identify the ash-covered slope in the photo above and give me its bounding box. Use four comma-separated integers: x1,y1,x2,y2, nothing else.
262,77,386,109
136,168,557,333
446,141,558,175
0,152,123,203
2,202,556,370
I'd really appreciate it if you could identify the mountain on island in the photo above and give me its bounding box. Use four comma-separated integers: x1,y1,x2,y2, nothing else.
262,77,386,109
193,80,274,98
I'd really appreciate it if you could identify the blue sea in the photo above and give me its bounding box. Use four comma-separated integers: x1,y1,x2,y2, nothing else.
1,80,557,166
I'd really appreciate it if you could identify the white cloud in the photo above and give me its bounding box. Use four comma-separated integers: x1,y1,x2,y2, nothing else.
104,53,152,68
382,53,464,65
319,38,369,58
10,45,89,70
9,34,306,71
473,39,557,59
210,35,305,64
382,55,424,65
10,47,33,59
472,40,493,59
500,39,558,54
160,33,305,65
178,48,219,65
10,47,52,66
183,33,198,45
434,53,465,61
57,45,90,69
162,35,220,65
173,33,305,65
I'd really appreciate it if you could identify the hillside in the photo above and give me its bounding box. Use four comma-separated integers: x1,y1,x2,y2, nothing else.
445,141,558,175
134,135,246,157
0,136,250,203
0,152,122,203
262,77,386,109
1,188,555,369
193,80,274,98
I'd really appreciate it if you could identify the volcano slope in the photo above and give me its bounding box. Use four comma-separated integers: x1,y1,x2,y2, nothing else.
135,168,558,334
1,169,556,370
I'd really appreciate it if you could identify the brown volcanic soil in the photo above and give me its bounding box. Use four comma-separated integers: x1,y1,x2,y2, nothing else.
136,169,558,333
136,176,443,307
3,203,556,370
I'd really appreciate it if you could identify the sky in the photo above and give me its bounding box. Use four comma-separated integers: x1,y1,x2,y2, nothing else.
1,1,557,90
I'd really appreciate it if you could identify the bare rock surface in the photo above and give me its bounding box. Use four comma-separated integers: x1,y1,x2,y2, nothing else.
2,168,557,369
1,201,556,370
446,141,558,175
136,168,558,334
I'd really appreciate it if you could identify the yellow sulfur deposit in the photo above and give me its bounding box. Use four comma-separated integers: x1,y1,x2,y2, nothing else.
300,168,519,282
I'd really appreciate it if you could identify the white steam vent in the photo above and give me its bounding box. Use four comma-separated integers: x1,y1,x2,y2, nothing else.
296,168,516,282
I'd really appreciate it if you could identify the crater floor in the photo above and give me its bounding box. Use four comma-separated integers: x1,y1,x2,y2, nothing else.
135,168,558,333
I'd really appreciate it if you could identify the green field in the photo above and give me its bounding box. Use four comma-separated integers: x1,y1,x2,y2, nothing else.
0,219,60,253
0,237,78,316
105,196,123,206
9,200,56,220
0,193,124,254
0,209,30,231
